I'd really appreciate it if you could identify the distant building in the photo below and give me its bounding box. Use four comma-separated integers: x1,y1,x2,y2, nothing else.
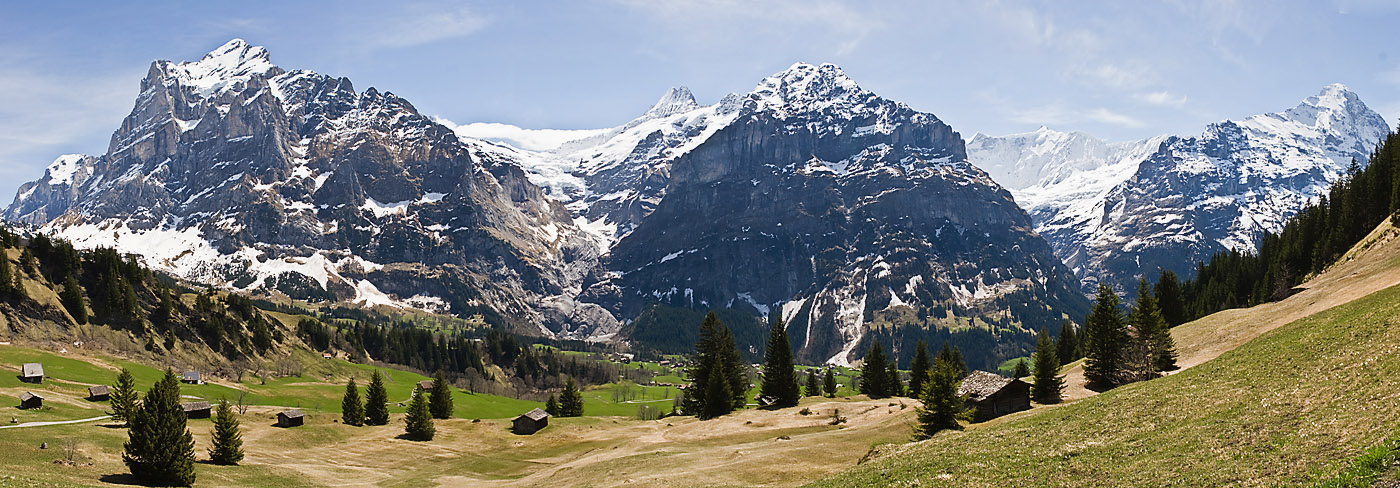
957,370,1031,422
277,409,305,427
417,380,435,391
513,408,549,435
19,392,42,409
20,363,43,383
181,371,202,384
181,401,212,419
88,385,111,401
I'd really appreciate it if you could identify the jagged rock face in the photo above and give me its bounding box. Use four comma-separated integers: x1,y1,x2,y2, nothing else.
586,64,1088,364
970,84,1391,293
4,39,612,338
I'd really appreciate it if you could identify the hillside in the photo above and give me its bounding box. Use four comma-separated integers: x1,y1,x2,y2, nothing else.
811,219,1400,487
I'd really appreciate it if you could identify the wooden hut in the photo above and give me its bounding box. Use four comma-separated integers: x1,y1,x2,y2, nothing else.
181,371,202,384
512,408,549,435
277,409,305,427
417,380,435,391
182,401,212,419
88,385,111,401
957,370,1031,422
19,392,42,409
20,363,43,383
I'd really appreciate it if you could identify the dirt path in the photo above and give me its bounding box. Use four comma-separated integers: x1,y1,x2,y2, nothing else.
1058,221,1400,402
0,415,111,429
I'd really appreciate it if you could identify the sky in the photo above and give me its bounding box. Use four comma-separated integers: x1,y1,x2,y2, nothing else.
2,0,1399,200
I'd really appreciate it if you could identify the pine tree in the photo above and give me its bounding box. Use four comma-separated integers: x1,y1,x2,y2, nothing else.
19,248,36,276
1013,359,1030,378
887,361,903,397
403,387,435,441
822,368,837,397
907,340,932,400
559,377,584,417
60,275,87,324
208,399,244,465
1031,327,1064,404
684,312,746,418
123,369,196,486
805,369,820,397
936,342,968,379
1084,284,1127,386
364,370,390,426
859,341,889,398
341,378,364,426
545,394,560,416
1131,278,1178,376
914,359,966,439
1154,269,1187,327
759,317,800,408
0,249,13,296
1056,320,1080,366
111,367,138,426
429,370,453,419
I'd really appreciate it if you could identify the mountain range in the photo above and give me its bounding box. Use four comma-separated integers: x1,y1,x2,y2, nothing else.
5,39,1388,366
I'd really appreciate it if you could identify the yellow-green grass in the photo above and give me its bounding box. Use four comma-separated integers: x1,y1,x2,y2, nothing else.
812,282,1400,488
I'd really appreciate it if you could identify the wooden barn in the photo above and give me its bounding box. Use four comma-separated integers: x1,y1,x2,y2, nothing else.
277,409,305,427
88,385,111,401
19,392,42,409
513,408,549,435
417,380,435,391
20,363,43,383
957,370,1031,422
182,401,211,419
181,371,202,384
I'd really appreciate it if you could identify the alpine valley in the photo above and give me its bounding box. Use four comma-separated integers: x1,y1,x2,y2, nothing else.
4,39,1388,370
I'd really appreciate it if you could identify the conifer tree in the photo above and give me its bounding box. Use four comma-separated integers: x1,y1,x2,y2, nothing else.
111,367,138,426
1056,320,1080,366
1131,278,1177,375
60,275,87,324
914,359,966,439
429,370,453,419
936,342,968,379
907,340,932,400
341,378,364,426
859,341,889,398
822,368,837,397
1154,269,1187,327
545,394,559,416
684,312,746,418
759,317,800,408
1013,358,1030,378
1031,327,1064,404
123,369,196,486
364,370,390,426
403,387,435,441
208,399,244,465
887,361,903,397
0,250,13,296
805,369,820,397
559,377,584,417
19,248,36,276
1084,284,1127,386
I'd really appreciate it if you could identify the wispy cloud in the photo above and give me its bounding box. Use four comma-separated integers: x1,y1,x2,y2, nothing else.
616,0,882,55
1087,108,1146,128
367,4,489,48
1136,91,1188,107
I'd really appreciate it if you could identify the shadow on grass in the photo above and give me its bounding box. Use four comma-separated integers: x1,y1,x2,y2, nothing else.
97,473,145,486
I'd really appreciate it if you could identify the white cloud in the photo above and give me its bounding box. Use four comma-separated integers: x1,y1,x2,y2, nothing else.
1137,91,1188,107
616,0,882,55
368,5,489,48
433,118,607,152
1081,62,1154,90
1087,108,1146,128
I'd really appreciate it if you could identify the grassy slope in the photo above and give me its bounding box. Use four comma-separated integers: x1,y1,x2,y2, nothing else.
812,222,1400,487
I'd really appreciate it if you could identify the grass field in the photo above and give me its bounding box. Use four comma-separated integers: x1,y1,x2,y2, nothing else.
810,223,1400,488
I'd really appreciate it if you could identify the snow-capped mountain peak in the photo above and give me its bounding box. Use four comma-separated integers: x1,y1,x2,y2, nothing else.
750,62,871,116
157,38,280,97
645,86,700,118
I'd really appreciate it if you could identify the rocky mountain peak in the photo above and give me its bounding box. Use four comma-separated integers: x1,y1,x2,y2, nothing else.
152,38,281,97
644,86,700,118
749,62,873,116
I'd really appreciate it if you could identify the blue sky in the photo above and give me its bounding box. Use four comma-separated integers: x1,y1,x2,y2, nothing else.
2,0,1399,200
